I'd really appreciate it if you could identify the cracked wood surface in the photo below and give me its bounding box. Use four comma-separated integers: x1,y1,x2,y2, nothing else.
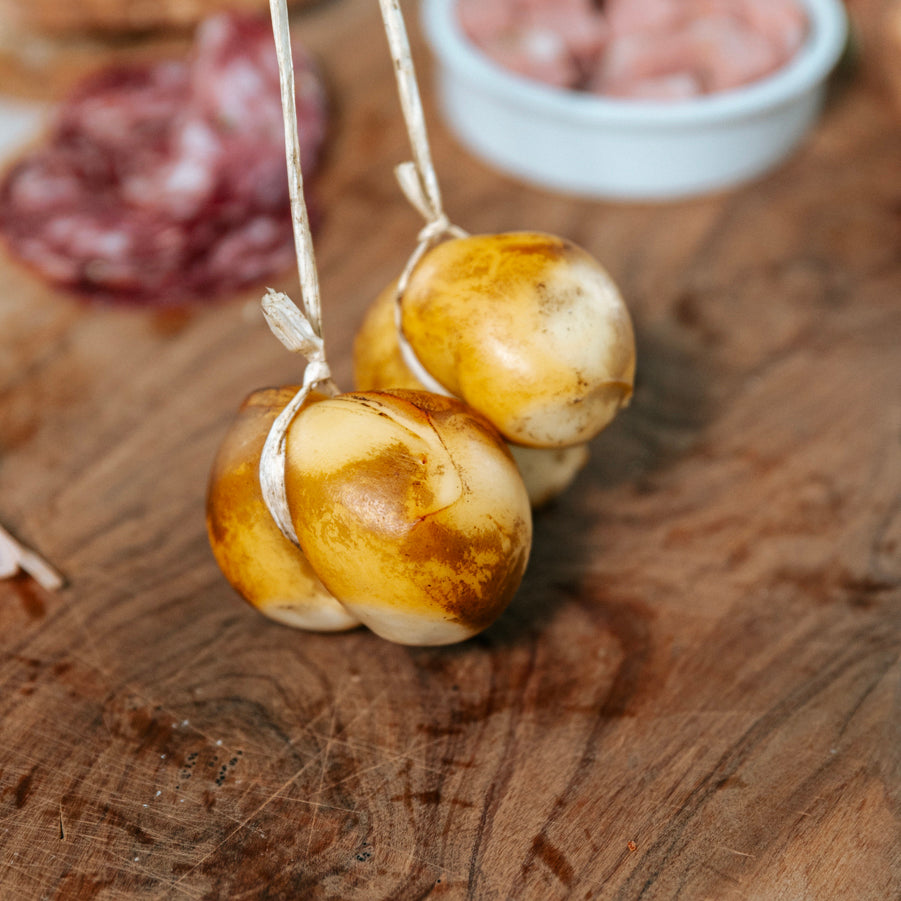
1,1,899,898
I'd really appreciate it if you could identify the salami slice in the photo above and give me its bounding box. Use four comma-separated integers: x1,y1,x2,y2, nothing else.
0,13,328,305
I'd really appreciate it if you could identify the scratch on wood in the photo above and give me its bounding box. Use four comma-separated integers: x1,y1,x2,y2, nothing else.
306,696,342,854
720,846,755,859
703,861,744,887
165,765,326,891
58,800,66,841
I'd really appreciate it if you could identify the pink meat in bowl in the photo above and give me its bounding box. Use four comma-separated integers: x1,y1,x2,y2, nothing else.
459,0,809,100
423,0,848,199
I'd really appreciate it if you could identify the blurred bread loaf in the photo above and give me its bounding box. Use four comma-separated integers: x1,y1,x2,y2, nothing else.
0,0,314,100
0,0,314,34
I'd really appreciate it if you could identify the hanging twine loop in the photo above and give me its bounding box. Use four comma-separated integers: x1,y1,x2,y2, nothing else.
258,289,336,544
260,0,470,541
378,0,468,398
260,0,338,545
393,160,468,271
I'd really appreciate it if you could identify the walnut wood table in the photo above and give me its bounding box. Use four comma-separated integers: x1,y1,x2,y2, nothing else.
1,1,899,897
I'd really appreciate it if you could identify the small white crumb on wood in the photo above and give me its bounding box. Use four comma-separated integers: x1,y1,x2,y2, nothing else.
0,522,64,591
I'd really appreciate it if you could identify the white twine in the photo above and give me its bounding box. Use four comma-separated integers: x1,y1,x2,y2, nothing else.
270,0,323,338
260,0,338,545
0,522,64,591
259,0,471,542
377,0,468,398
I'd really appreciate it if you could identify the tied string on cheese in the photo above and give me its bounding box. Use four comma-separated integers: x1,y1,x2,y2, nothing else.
209,0,534,646
378,0,467,400
259,0,467,544
259,0,338,546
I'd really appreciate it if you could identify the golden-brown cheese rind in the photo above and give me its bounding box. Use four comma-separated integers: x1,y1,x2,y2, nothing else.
353,279,424,393
399,232,636,447
206,386,360,632
284,389,532,646
353,280,592,506
508,442,590,508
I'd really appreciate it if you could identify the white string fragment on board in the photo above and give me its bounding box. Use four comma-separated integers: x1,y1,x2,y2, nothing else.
0,522,64,591
377,0,468,398
259,0,338,545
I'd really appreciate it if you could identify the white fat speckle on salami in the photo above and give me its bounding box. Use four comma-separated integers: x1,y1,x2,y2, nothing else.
0,13,328,305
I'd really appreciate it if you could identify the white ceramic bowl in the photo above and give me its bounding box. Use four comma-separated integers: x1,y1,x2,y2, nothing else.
421,0,848,200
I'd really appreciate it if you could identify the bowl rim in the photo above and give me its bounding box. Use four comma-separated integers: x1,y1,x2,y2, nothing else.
421,0,849,128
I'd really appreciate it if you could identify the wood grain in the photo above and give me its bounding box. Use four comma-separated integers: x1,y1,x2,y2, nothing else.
1,0,899,898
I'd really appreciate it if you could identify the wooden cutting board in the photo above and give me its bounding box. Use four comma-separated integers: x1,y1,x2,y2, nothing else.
1,0,899,897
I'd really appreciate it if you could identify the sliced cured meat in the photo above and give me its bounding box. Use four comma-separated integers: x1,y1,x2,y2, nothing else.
520,1,609,66
0,12,327,305
592,14,783,96
604,0,688,37
477,30,581,89
458,0,808,99
687,16,784,92
459,0,606,88
457,0,517,41
732,0,807,56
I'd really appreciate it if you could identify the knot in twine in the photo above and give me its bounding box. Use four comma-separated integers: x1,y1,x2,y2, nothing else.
259,290,337,545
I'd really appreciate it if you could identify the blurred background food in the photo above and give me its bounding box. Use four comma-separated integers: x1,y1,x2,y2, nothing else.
457,0,809,101
0,0,316,34
0,0,319,100
422,0,848,199
0,11,329,306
